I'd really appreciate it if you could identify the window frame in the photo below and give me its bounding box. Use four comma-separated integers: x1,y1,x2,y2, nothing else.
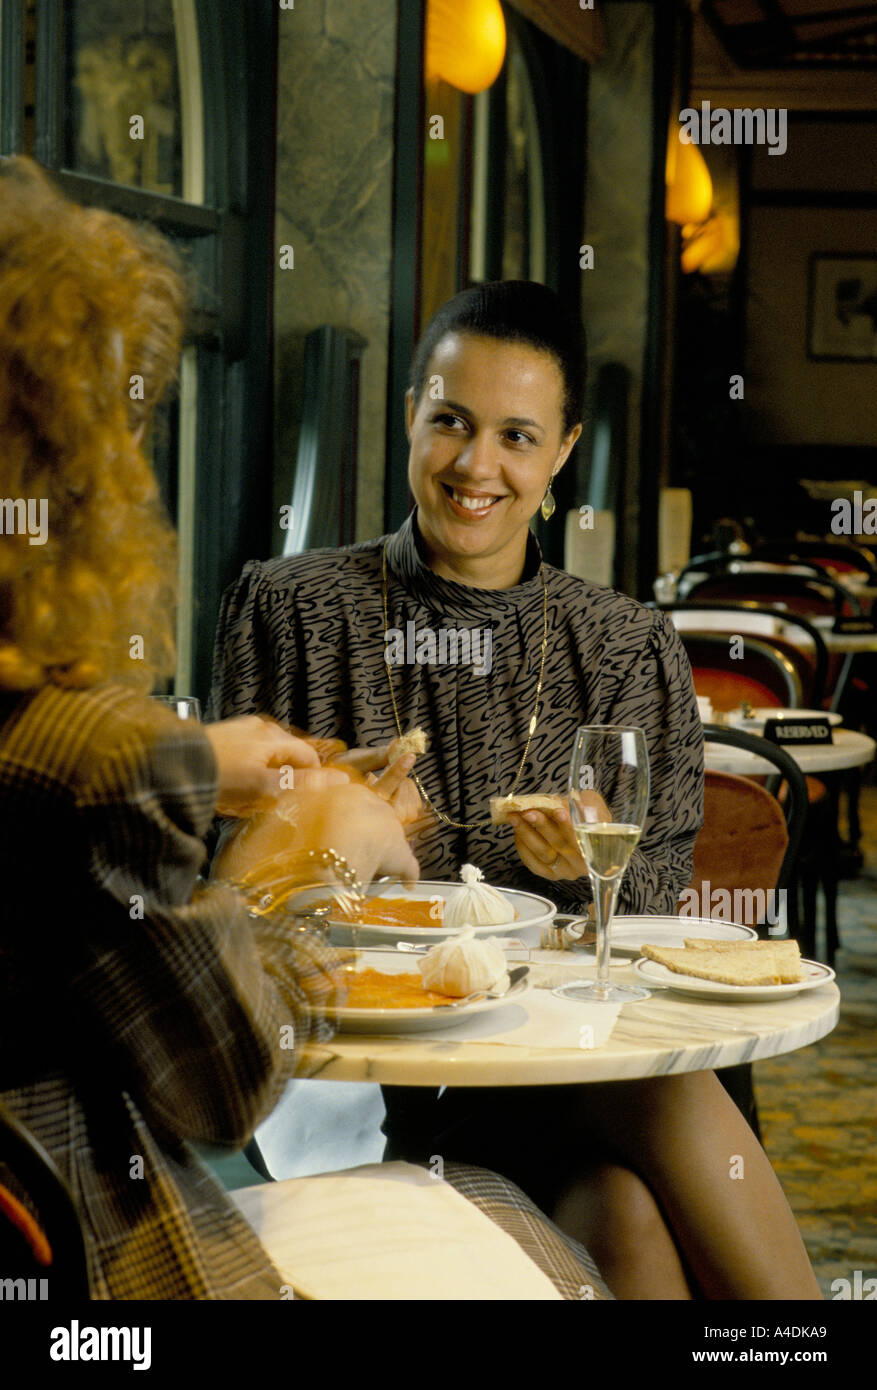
1,0,277,700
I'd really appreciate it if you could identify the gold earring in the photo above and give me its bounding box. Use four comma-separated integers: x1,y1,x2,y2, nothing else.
540,477,556,521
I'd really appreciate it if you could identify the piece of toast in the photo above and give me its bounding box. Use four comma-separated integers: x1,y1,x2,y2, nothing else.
389,728,429,759
490,793,565,825
642,942,802,986
683,937,802,981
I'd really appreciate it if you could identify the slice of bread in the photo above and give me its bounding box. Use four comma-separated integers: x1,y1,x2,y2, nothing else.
490,793,565,825
682,938,785,950
642,942,802,986
389,728,429,759
683,937,801,982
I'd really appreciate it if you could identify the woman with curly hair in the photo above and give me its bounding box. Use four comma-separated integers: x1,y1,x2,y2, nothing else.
0,157,617,1301
0,172,179,692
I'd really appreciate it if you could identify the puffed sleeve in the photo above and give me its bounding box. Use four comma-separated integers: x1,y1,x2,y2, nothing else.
207,559,290,723
74,713,332,1147
610,609,704,912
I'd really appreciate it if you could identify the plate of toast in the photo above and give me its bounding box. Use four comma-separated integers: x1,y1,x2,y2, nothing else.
632,937,835,1001
608,914,757,958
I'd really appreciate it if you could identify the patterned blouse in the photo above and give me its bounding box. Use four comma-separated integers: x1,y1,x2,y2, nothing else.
209,512,704,914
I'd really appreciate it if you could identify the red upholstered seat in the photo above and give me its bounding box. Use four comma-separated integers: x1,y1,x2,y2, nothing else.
691,668,781,713
678,770,789,927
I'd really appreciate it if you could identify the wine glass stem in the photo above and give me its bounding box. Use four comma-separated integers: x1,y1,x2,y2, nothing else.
591,872,621,998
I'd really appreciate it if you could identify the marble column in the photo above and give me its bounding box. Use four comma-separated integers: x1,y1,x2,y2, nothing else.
273,0,397,548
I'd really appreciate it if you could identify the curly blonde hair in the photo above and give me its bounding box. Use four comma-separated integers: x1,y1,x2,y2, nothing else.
0,156,187,692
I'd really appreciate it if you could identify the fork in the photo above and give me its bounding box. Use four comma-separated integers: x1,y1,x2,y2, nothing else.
540,914,596,950
432,965,529,1009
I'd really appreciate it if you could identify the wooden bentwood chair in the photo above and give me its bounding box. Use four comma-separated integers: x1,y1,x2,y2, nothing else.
655,602,829,708
676,630,802,712
659,613,842,963
683,726,809,1140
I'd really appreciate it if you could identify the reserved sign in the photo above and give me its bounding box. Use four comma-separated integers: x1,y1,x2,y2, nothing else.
763,717,833,746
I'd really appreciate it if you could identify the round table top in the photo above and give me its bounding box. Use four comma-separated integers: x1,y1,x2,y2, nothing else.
704,727,875,775
299,952,839,1087
809,617,877,653
821,631,877,653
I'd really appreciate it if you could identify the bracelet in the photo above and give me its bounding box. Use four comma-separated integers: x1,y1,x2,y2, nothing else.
233,847,363,919
306,848,362,897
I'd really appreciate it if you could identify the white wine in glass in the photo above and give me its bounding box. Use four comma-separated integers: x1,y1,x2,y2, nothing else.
555,725,651,1004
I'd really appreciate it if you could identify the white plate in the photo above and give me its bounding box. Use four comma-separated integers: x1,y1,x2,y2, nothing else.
323,954,530,1033
608,914,757,958
289,880,556,947
726,708,842,731
632,955,835,1001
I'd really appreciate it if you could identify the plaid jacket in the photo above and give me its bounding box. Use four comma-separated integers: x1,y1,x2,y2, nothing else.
0,683,612,1300
0,682,323,1299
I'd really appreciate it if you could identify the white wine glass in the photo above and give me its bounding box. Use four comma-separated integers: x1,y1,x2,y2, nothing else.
554,725,651,1004
152,695,202,721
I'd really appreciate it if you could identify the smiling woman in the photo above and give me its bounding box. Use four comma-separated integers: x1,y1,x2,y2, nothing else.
210,280,822,1301
405,282,583,589
405,332,581,588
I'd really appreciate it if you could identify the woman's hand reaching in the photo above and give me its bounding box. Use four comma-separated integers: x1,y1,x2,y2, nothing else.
203,716,347,818
328,741,433,839
213,780,420,898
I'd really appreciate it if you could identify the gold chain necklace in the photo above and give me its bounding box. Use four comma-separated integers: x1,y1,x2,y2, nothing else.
380,542,549,831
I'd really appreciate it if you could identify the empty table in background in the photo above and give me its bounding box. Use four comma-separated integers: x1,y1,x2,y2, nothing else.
809,617,877,655
704,728,875,776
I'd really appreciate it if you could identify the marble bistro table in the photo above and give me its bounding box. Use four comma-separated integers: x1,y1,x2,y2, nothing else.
299,950,839,1087
704,728,875,777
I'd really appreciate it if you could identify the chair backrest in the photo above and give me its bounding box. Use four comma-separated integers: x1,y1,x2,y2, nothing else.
700,723,808,898
677,550,746,592
679,630,802,711
679,553,833,586
679,770,789,928
0,1100,90,1299
657,602,829,706
685,570,862,619
750,539,877,583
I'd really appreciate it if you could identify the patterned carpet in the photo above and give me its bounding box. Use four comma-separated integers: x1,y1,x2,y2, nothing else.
754,782,877,1299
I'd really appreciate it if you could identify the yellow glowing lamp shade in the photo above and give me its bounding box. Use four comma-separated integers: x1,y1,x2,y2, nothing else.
426,0,507,94
681,212,740,274
665,131,713,226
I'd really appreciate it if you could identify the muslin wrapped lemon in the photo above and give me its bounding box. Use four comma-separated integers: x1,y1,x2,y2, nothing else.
442,863,516,929
418,927,509,997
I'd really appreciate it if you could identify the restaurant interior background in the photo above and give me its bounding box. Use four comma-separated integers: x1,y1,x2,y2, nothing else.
3,0,873,696
1,0,875,1295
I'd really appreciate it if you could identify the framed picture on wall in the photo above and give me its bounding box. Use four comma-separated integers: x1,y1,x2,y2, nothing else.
808,253,877,361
